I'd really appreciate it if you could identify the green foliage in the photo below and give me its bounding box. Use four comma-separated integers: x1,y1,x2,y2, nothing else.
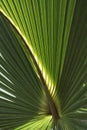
0,0,87,129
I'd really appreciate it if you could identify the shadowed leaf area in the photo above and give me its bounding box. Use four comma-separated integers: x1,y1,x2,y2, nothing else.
0,0,87,130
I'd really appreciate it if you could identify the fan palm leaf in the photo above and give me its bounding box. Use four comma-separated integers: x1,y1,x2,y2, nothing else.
0,0,87,129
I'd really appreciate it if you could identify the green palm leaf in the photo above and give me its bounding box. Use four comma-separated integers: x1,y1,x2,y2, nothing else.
0,13,53,129
0,0,87,129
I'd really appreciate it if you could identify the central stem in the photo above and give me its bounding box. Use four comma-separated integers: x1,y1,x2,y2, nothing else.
26,44,60,125
23,39,60,125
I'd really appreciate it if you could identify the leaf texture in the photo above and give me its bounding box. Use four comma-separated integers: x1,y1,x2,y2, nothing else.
0,13,52,130
0,0,87,129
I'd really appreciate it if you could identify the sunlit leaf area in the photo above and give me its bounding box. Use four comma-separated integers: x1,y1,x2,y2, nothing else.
0,0,87,130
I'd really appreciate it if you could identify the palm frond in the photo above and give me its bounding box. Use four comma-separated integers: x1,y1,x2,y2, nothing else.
57,0,87,113
0,13,52,129
0,0,87,129
0,0,76,92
